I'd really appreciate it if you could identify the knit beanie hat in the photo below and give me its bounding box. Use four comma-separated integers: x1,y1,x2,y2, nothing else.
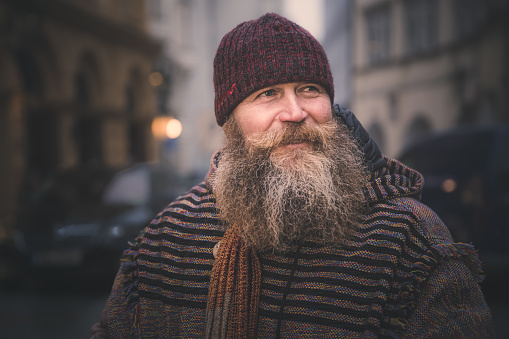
213,12,334,126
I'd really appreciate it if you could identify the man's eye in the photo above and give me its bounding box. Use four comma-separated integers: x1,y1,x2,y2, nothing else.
259,89,275,97
302,85,319,92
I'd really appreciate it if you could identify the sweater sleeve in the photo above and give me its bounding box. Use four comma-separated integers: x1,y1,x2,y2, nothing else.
391,197,495,337
401,259,495,338
90,246,141,338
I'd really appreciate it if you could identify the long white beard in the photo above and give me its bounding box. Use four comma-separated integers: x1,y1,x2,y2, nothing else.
213,118,368,252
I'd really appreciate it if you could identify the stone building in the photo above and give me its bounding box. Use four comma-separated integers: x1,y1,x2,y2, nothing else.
322,0,354,108
145,0,285,179
351,0,509,157
0,0,160,240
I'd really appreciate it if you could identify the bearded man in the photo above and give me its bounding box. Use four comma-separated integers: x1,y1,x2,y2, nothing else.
92,13,494,338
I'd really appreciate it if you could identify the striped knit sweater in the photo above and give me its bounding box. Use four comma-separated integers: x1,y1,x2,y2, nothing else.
93,153,494,338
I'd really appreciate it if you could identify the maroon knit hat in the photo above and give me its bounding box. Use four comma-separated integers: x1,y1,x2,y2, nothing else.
213,13,334,126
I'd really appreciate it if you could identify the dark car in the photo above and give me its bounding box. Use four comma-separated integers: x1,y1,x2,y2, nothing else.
398,125,509,275
14,163,188,285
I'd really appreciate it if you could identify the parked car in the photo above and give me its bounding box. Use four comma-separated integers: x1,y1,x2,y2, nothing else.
398,124,509,276
14,163,191,284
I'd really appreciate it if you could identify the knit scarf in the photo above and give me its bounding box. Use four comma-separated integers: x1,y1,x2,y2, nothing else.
204,225,262,338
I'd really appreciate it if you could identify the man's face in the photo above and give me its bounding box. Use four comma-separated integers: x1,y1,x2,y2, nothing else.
215,86,367,251
230,82,333,148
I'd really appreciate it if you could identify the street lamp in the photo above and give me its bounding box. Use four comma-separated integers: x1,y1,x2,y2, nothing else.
151,116,182,139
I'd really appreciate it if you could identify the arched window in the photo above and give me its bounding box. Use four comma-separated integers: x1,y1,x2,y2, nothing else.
73,52,103,167
405,115,433,146
16,50,58,177
126,68,147,164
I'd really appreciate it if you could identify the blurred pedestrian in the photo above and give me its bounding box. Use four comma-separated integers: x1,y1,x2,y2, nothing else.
92,13,494,338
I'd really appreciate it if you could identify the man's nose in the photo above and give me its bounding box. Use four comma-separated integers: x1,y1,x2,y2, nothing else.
278,94,308,123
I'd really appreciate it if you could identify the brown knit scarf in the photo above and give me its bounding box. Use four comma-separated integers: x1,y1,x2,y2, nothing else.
205,225,262,338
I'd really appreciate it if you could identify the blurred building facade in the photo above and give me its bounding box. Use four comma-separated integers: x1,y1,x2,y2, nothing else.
351,0,509,157
145,0,285,179
322,0,354,108
0,0,160,240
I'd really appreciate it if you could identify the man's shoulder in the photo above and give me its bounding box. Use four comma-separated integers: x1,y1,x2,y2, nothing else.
370,197,453,245
164,181,217,216
151,181,224,232
132,182,225,249
118,182,221,309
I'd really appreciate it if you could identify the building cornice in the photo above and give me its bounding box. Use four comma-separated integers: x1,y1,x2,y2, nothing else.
5,0,161,57
354,14,507,76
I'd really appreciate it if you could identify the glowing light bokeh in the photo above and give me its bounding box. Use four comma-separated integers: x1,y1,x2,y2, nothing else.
152,117,182,139
148,72,163,87
442,178,457,193
165,118,182,139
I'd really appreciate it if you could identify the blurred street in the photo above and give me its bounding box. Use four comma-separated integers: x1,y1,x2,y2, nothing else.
0,282,109,339
483,273,509,338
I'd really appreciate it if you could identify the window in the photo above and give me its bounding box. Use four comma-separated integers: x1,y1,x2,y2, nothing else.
366,5,391,65
454,0,491,39
126,69,147,163
405,115,433,146
404,0,438,55
74,73,103,166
